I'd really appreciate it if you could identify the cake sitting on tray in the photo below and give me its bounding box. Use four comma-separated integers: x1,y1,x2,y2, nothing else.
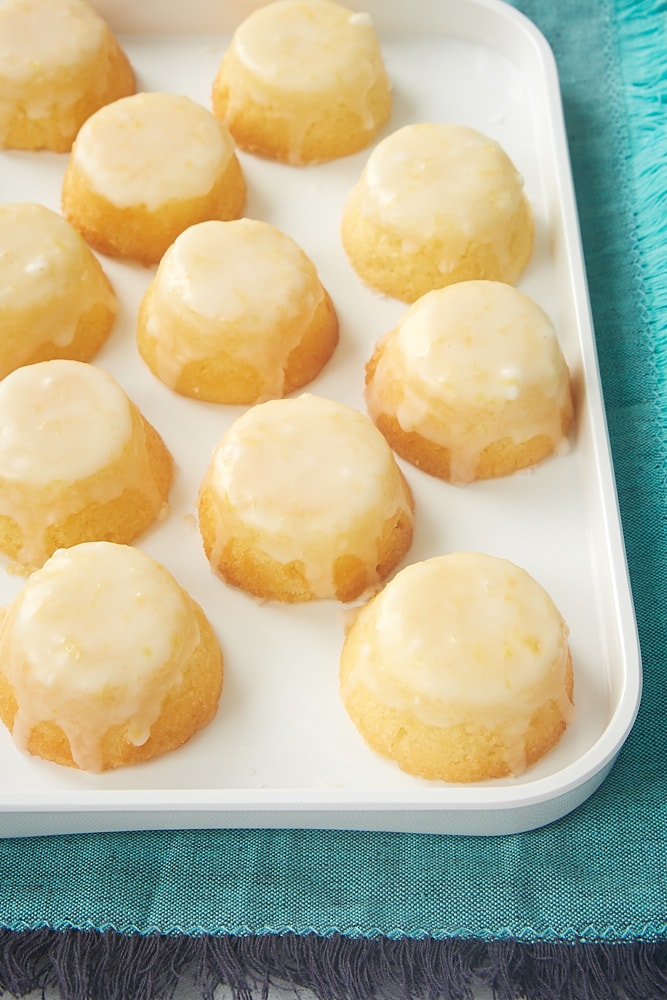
0,0,135,152
61,92,247,266
341,122,534,302
0,202,118,380
0,541,223,772
0,359,173,573
198,393,415,603
340,551,574,782
211,0,392,164
137,218,339,404
365,280,574,484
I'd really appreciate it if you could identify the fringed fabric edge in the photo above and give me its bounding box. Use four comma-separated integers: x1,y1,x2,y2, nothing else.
1,930,667,1000
613,0,667,399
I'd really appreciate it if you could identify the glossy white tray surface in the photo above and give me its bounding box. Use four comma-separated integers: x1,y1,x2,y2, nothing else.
0,0,641,836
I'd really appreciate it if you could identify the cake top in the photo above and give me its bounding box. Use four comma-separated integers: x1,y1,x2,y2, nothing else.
0,0,108,82
0,359,132,487
69,92,236,210
209,393,408,534
0,541,200,772
355,122,528,240
345,551,571,718
383,280,569,403
154,218,322,328
230,0,386,93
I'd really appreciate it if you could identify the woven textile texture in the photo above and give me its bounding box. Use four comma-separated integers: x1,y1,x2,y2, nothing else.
0,1,666,998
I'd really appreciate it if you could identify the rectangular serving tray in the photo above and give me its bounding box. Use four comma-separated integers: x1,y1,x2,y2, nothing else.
0,0,641,836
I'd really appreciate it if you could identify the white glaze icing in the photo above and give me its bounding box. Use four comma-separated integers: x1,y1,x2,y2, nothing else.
0,541,200,772
0,361,132,487
343,552,573,744
355,123,527,242
203,394,413,597
365,280,572,484
0,202,117,375
0,0,114,139
0,359,131,486
70,92,234,211
143,219,323,395
231,0,384,94
0,0,105,79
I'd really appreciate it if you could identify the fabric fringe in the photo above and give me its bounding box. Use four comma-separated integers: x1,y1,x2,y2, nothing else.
613,0,667,362
1,930,667,1000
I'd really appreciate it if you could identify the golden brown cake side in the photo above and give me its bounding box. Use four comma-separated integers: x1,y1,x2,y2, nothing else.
137,218,339,404
0,542,223,771
0,360,173,572
211,0,392,165
340,552,575,783
62,93,247,266
198,394,415,602
365,281,574,484
341,122,534,302
0,0,135,152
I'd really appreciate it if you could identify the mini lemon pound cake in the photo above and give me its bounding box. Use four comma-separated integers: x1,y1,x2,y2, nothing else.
340,552,574,783
198,394,415,602
365,281,574,484
0,360,173,572
0,0,134,152
211,0,392,165
61,92,247,266
0,541,223,772
137,218,339,404
341,122,534,302
0,202,118,380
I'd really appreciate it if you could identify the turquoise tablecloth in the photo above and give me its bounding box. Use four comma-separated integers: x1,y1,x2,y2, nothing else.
1,1,666,997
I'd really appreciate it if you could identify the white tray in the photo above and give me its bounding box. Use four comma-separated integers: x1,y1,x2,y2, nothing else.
0,0,641,837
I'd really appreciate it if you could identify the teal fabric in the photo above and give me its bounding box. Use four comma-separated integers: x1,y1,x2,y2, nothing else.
1,0,666,947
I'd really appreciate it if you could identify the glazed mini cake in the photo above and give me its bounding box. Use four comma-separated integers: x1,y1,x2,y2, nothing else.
341,122,534,302
137,218,339,404
365,280,574,484
0,359,173,572
0,202,118,380
0,0,134,152
198,394,415,603
211,0,392,165
340,552,574,783
61,92,247,266
0,541,223,772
